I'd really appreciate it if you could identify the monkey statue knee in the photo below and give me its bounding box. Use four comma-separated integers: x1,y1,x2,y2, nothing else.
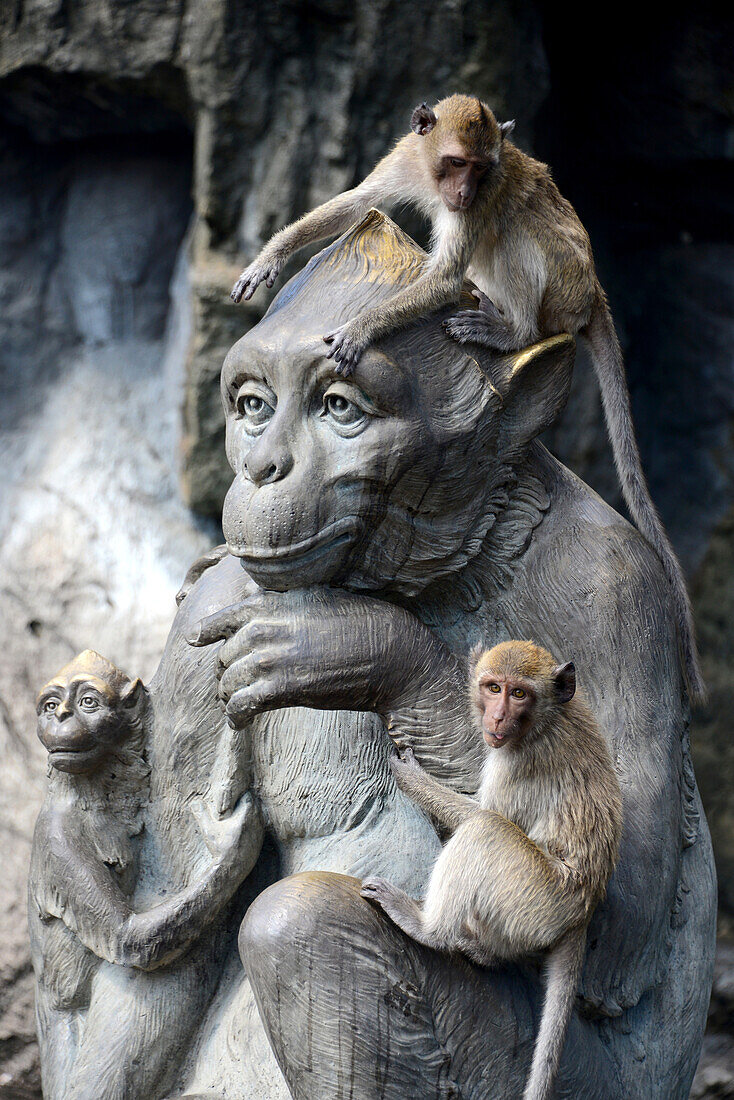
29,649,264,1100
362,640,623,1100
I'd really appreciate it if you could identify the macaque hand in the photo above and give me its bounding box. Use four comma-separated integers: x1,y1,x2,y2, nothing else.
390,745,424,791
231,253,283,303
323,321,368,376
190,791,260,862
187,587,448,729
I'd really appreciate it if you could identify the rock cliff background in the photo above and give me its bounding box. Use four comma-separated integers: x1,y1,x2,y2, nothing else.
0,2,731,1095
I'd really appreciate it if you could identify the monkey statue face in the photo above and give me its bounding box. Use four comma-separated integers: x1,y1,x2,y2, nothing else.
220,212,573,598
36,650,144,775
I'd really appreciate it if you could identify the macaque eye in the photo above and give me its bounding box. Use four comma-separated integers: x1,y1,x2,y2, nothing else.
449,157,466,169
488,683,501,694
234,386,275,433
511,688,526,699
79,695,100,711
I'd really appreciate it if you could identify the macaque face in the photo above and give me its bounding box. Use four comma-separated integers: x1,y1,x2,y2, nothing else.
475,672,537,749
37,675,132,774
435,147,493,211
220,322,480,592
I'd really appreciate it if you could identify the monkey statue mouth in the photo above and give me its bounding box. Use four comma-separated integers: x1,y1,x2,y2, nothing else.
228,518,360,590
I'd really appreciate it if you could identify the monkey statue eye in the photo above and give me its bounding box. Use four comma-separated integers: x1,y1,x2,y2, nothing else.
78,695,100,712
511,688,526,699
234,386,275,434
43,699,58,713
321,386,374,436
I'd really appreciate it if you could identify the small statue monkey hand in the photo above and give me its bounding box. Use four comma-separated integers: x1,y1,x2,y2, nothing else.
187,587,458,728
191,791,263,870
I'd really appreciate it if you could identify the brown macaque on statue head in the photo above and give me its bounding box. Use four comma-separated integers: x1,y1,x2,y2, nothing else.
220,210,574,598
36,649,145,776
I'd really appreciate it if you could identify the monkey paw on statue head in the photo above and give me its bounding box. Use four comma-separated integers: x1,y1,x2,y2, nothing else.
36,649,146,778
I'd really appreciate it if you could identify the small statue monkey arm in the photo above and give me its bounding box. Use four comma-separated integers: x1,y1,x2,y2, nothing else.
30,650,263,973
361,641,623,1100
230,92,703,704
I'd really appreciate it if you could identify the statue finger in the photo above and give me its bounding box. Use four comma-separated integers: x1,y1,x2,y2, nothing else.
187,594,267,646
218,618,282,670
226,680,285,726
219,650,279,703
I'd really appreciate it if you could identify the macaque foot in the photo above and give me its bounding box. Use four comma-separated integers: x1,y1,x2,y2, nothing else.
443,289,518,350
231,257,282,303
389,744,423,789
323,324,366,375
361,877,417,926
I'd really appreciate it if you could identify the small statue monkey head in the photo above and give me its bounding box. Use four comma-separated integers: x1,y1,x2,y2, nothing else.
471,640,576,750
410,94,515,212
36,650,145,775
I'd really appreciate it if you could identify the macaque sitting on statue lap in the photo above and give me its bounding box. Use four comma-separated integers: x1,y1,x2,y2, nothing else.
29,649,263,1100
362,641,622,1100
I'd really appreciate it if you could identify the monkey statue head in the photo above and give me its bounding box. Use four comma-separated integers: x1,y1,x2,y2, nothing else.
36,650,145,776
221,211,573,599
471,641,576,749
410,94,515,211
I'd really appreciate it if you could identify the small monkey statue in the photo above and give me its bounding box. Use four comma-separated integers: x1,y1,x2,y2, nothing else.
29,650,263,1100
361,640,623,1100
230,92,702,704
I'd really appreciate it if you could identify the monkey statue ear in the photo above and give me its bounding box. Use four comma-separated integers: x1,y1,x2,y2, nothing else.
120,677,145,710
493,334,575,460
411,102,437,136
553,662,576,704
499,120,515,140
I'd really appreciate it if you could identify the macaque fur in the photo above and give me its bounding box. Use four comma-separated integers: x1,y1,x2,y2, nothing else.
361,641,623,1100
231,93,703,704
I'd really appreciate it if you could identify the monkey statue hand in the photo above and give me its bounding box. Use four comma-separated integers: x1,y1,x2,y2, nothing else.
190,791,262,866
442,288,516,351
323,319,369,376
187,587,456,726
231,250,285,304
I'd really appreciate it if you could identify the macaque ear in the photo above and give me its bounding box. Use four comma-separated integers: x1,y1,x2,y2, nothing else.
553,662,576,704
493,334,575,460
411,102,437,136
120,677,145,710
499,119,516,140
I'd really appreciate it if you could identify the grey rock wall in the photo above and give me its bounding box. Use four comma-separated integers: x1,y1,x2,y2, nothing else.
0,1,731,1096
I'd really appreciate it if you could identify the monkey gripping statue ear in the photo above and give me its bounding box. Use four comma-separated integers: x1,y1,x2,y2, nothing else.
411,102,437,136
553,662,576,704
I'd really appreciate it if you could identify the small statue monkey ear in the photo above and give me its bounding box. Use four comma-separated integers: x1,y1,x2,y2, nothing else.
120,677,145,710
500,120,516,140
411,103,437,136
552,662,576,704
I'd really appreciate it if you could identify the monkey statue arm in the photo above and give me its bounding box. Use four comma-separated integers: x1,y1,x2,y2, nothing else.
189,586,483,792
41,793,263,971
390,747,479,831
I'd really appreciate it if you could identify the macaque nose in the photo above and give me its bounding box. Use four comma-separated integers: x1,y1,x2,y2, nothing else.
245,440,294,486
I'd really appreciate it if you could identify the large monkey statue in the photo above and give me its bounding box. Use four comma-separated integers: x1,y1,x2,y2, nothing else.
34,212,714,1099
